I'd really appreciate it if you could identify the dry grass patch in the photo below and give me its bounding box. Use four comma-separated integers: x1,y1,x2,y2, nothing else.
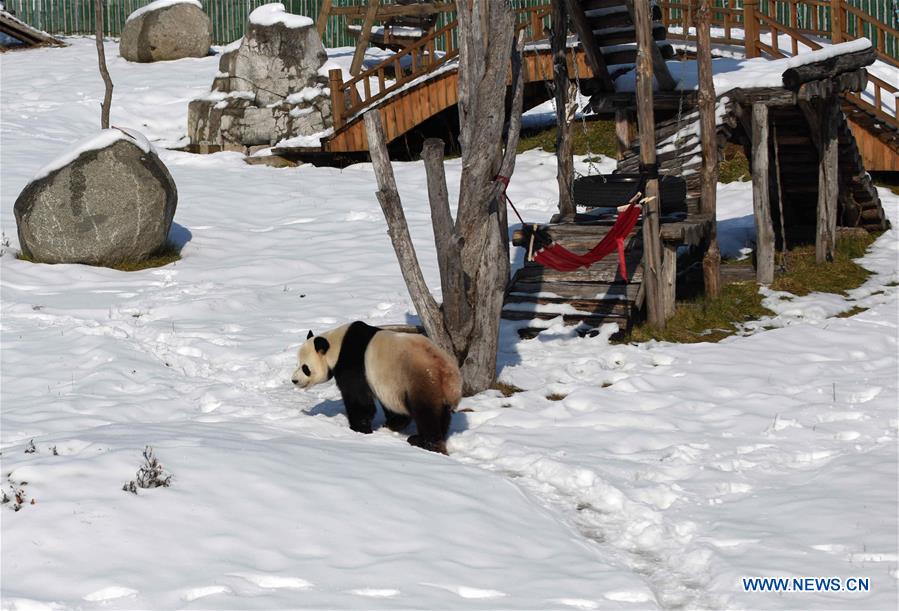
624,231,878,344
18,242,182,272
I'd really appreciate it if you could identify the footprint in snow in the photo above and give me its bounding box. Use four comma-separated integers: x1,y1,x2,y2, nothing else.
422,583,507,599
229,573,313,589
349,588,400,598
551,598,599,609
182,585,232,601
83,586,138,602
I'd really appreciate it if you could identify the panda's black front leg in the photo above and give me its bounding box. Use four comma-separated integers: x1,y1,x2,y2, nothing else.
336,374,376,434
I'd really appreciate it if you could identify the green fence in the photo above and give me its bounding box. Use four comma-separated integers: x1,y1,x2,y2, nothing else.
3,0,552,47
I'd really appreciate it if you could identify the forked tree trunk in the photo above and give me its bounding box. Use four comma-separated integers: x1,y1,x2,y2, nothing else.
94,0,113,129
364,1,524,395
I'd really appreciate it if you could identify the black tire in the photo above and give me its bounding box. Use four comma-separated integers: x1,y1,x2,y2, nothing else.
572,174,687,213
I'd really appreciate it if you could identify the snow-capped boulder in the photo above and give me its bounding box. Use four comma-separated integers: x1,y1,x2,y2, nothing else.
120,0,211,63
14,129,178,266
188,3,331,152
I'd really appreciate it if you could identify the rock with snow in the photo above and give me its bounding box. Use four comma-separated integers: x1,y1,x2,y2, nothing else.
120,0,211,63
14,129,177,266
188,3,331,151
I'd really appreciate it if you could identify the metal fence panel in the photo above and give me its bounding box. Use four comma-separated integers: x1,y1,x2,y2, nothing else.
3,0,552,47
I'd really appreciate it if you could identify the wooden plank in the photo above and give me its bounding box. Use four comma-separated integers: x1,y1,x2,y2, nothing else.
508,281,640,300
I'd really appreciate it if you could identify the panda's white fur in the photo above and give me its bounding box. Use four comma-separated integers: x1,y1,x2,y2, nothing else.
292,321,461,453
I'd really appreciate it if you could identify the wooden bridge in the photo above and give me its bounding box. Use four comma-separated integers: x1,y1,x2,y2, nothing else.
276,5,593,155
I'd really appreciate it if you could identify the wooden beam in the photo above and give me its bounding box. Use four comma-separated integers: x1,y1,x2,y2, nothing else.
634,0,668,326
751,103,775,285
626,0,677,91
350,0,382,76
564,0,615,91
316,0,333,37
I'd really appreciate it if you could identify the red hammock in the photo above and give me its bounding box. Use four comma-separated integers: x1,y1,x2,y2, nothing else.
533,202,642,281
496,175,644,282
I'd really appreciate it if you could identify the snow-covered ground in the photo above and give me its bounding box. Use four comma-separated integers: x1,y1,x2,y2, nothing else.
1,38,897,610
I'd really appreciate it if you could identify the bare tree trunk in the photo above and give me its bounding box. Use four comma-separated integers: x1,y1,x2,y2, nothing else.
94,0,113,129
365,1,524,396
698,0,721,298
552,0,575,220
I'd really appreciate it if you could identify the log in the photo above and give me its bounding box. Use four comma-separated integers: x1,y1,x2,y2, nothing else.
751,103,775,285
781,47,876,90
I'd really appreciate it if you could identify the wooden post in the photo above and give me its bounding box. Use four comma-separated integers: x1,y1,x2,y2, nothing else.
816,98,839,263
743,0,759,58
698,0,720,298
634,0,668,326
316,0,333,38
329,69,345,130
751,103,775,285
350,0,381,76
552,0,575,220
831,0,844,44
614,106,633,160
662,243,678,319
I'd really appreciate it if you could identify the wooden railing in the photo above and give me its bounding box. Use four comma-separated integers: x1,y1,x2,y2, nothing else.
660,0,897,130
328,4,551,131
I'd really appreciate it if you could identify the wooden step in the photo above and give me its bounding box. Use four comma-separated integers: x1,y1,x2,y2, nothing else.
508,280,639,299
514,256,644,284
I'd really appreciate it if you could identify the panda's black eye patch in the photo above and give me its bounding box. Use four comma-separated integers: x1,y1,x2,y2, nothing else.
302,365,311,376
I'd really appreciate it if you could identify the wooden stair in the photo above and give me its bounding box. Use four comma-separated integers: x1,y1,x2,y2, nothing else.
569,0,676,92
503,219,643,339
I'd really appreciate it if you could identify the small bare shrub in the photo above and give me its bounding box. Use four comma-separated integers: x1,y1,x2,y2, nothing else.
123,446,172,494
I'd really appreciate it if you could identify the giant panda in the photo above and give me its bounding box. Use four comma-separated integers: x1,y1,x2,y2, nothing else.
292,321,462,454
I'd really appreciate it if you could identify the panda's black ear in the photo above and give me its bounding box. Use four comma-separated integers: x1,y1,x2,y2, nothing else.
307,330,314,339
314,336,330,355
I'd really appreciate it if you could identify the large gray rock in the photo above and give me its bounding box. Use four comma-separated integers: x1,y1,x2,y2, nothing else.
120,0,211,63
188,3,332,152
14,129,178,266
